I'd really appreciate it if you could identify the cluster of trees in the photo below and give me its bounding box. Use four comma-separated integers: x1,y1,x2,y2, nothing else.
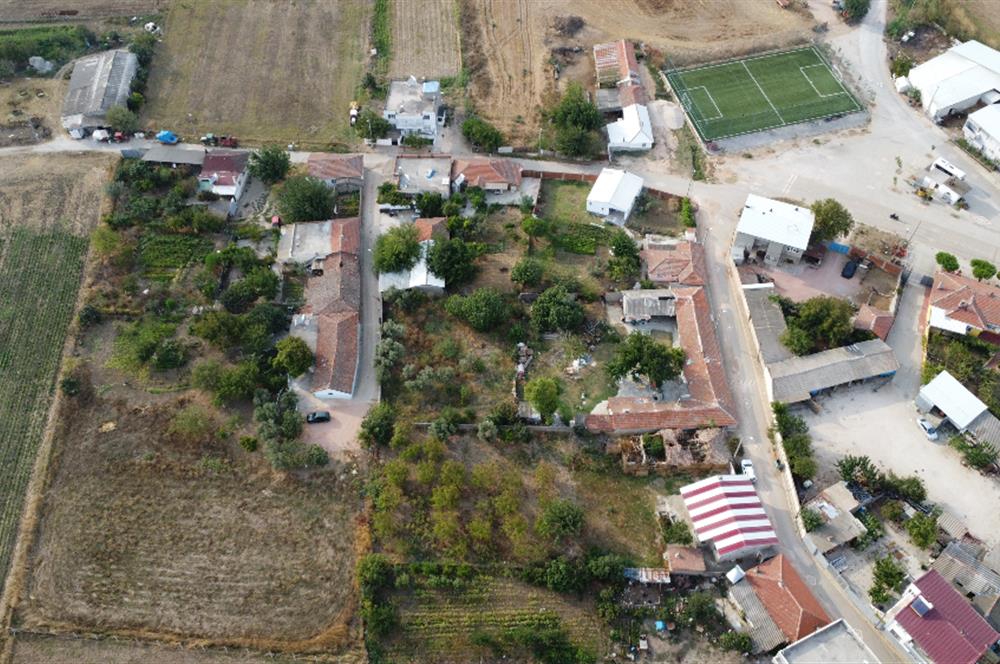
868,556,905,605
462,116,504,153
549,83,602,157
949,434,999,470
248,145,291,184
253,390,327,469
938,252,1000,281
777,295,863,355
772,402,817,480
276,176,334,222
374,224,421,273
445,287,510,332
608,230,640,283
837,454,927,502
531,285,584,332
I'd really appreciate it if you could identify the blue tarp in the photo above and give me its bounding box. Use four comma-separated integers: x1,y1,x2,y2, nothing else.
828,241,850,254
156,130,179,144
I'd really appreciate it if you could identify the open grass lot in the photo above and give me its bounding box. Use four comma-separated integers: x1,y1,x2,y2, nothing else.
667,46,862,141
0,152,114,590
142,0,369,148
0,0,165,21
389,0,460,80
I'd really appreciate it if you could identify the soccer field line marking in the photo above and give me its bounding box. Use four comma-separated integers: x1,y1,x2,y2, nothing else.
799,64,848,99
668,45,818,75
687,86,723,120
741,60,785,125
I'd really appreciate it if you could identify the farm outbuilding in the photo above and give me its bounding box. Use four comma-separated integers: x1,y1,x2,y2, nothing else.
767,339,899,403
679,475,779,561
963,104,1000,164
606,103,654,152
61,49,139,136
586,168,643,224
906,40,1000,122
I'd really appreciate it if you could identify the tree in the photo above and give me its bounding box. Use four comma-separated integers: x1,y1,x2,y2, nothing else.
810,198,855,243
373,224,422,274
608,230,640,282
105,105,139,133
719,632,752,653
359,402,395,448
873,556,906,592
781,295,856,355
511,257,543,287
248,145,290,184
445,288,509,332
129,32,157,66
462,116,504,152
276,176,334,222
356,109,392,140
843,0,871,21
531,285,584,332
683,592,719,626
555,124,592,157
837,454,882,489
971,258,996,281
551,83,602,131
416,191,445,217
525,376,562,422
906,512,938,549
801,508,823,532
607,331,686,387
535,499,584,541
272,336,314,377
935,251,959,272
427,237,478,286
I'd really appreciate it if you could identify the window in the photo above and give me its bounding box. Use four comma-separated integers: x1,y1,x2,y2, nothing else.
387,113,396,120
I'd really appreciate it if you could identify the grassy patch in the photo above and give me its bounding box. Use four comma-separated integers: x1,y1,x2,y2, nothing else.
926,329,1000,414
538,180,593,226
0,25,93,74
627,195,684,236
139,233,213,281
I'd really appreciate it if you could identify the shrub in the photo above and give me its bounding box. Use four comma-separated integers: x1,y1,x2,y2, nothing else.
105,106,139,134
607,230,640,283
525,376,562,423
239,435,259,452
276,176,335,222
890,52,914,78
906,512,938,549
661,519,693,545
781,295,856,355
248,144,291,184
272,336,314,377
536,499,584,542
360,402,395,448
59,375,81,396
843,0,870,21
531,285,583,332
427,237,478,286
801,508,823,532
373,224,422,273
356,109,392,139
445,288,509,332
971,258,997,281
950,435,999,470
679,197,696,227
168,405,217,444
719,631,752,653
511,257,543,287
935,252,959,272
683,592,719,626
462,116,504,152
416,191,445,218
607,331,686,387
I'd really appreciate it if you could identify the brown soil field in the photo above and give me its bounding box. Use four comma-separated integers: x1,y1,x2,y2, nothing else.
15,386,366,657
0,0,165,22
461,0,814,142
389,0,461,80
935,0,1000,50
141,0,369,149
0,151,116,236
0,79,65,147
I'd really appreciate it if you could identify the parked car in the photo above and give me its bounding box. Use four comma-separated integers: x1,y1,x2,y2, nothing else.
917,418,939,441
841,260,858,279
740,458,756,481
306,411,331,424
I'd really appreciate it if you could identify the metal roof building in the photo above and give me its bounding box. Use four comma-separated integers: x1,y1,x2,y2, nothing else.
932,541,1000,599
906,40,1000,122
917,370,989,431
773,619,880,664
768,339,899,403
141,146,207,167
803,481,866,555
586,168,643,224
679,475,778,561
736,194,814,251
61,49,138,134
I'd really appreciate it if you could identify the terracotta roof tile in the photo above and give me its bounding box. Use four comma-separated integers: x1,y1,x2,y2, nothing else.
413,217,449,242
329,217,360,255
451,159,522,188
201,150,248,187
594,39,639,83
311,310,359,395
643,241,706,286
931,270,1000,330
745,555,830,642
303,252,360,316
854,304,895,340
307,153,364,181
617,83,648,108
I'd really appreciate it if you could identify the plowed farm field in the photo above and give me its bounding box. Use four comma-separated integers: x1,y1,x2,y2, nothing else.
0,0,165,21
461,0,813,143
389,0,461,79
142,0,369,148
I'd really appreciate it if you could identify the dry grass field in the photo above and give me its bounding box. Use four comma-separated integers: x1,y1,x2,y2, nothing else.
461,0,813,142
0,0,165,22
141,0,369,148
16,389,365,657
389,0,461,79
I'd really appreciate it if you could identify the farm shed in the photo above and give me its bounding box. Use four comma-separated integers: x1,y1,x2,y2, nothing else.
733,194,814,266
61,49,139,136
802,481,866,555
586,168,643,224
307,153,364,192
606,103,654,152
622,289,675,322
885,570,1000,664
773,619,879,664
963,104,1000,163
767,338,899,403
141,146,207,168
679,475,778,561
906,40,1000,123
916,370,1000,447
593,40,640,87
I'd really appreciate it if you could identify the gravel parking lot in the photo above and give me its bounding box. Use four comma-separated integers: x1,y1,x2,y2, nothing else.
803,383,1000,550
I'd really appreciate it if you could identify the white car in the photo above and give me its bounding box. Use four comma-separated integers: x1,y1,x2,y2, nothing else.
740,458,756,481
917,418,939,441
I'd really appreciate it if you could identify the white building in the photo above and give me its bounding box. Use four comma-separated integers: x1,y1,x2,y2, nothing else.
586,168,644,225
384,77,440,138
963,104,1000,163
916,370,988,433
606,103,654,152
906,40,1000,122
732,194,814,265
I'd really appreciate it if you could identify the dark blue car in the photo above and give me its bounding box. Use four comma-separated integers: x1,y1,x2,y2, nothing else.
841,260,858,279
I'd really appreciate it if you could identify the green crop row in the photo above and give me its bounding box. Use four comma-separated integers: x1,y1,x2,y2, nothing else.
139,233,213,282
372,0,391,76
552,223,610,255
0,228,88,579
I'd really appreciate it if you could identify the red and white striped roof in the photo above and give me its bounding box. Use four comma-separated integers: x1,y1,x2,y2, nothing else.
680,475,779,558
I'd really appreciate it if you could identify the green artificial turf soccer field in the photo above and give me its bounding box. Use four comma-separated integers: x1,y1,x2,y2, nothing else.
666,46,862,142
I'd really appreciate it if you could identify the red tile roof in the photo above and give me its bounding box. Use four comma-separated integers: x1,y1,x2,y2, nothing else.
307,153,364,181
894,570,1000,664
586,283,736,434
451,159,522,188
594,39,639,83
312,311,359,395
200,150,248,187
854,304,895,340
663,545,707,574
413,217,449,242
643,241,706,286
931,270,1000,331
329,217,360,255
617,83,648,108
746,555,830,643
303,252,360,316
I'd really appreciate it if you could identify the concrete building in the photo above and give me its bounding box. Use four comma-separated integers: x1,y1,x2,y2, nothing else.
606,103,654,152
963,104,1000,163
905,40,1000,122
384,77,440,138
586,168,643,224
773,619,880,664
61,49,139,136
394,155,452,198
451,158,522,192
733,194,814,266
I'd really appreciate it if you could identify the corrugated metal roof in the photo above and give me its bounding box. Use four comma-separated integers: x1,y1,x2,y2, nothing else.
729,580,786,652
736,194,814,251
744,286,793,363
62,49,138,123
919,370,988,430
769,339,899,403
933,541,1000,597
